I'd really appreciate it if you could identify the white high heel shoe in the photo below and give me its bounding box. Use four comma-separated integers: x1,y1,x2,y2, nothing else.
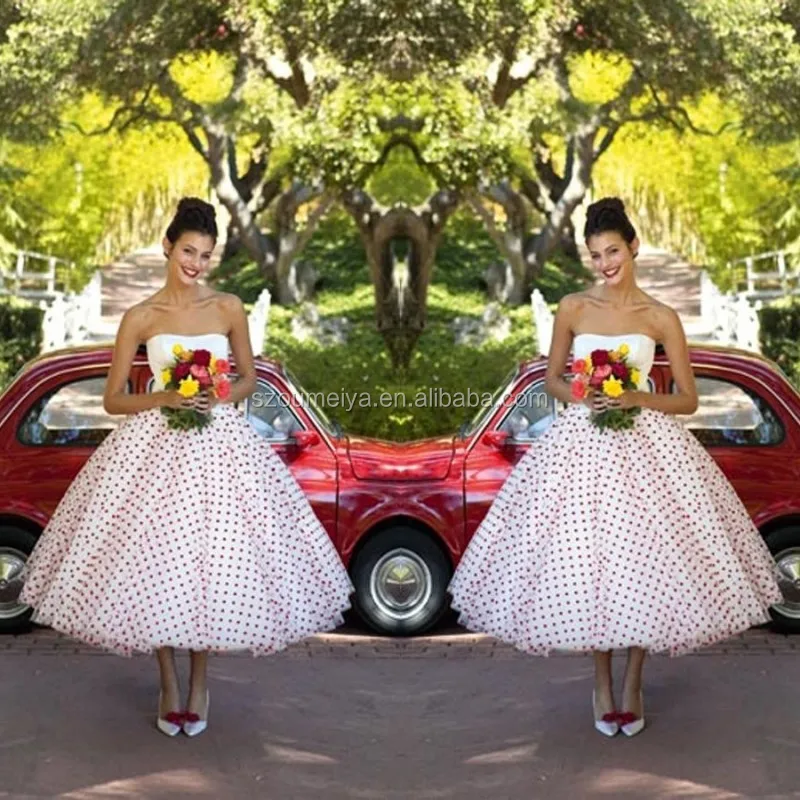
182,691,210,737
156,692,183,738
592,690,619,737
619,691,646,737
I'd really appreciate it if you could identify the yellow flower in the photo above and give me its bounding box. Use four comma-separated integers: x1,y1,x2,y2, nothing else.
584,360,593,374
209,355,217,372
602,376,624,398
619,343,630,356
178,377,200,398
609,349,620,362
180,349,194,362
172,344,184,356
630,368,641,385
160,368,172,385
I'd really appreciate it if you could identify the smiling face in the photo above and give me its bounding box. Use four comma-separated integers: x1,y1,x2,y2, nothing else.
163,231,215,285
587,230,639,287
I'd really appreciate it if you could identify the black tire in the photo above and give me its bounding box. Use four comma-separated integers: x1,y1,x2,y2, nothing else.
0,525,37,634
350,526,452,636
765,526,800,634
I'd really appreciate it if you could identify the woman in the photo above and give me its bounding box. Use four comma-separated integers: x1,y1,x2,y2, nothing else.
448,197,782,737
20,197,353,737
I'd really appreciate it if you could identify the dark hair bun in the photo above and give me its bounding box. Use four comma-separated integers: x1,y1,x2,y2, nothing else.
165,196,218,244
584,196,636,243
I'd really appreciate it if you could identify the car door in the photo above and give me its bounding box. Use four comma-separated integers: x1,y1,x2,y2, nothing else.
668,367,791,517
243,377,339,544
9,371,131,518
463,375,561,540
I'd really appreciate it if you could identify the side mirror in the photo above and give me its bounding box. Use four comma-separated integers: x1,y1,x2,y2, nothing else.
291,430,320,448
481,430,509,448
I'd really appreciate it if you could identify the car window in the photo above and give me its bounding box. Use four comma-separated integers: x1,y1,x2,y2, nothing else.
498,380,562,441
18,375,128,447
245,379,304,441
672,375,784,446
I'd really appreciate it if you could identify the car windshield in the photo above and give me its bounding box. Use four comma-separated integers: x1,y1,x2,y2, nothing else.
284,368,341,439
459,365,519,438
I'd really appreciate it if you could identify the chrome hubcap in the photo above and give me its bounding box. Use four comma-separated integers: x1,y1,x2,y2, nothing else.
0,547,28,620
370,548,431,621
774,547,800,620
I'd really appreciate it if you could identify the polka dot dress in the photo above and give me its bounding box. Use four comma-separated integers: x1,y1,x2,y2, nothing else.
448,334,783,656
20,335,353,656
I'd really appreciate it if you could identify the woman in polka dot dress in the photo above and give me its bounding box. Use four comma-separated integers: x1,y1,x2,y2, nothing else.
448,197,782,738
20,198,354,737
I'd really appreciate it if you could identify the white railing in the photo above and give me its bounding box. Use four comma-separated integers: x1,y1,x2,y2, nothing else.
530,289,554,356
0,249,74,300
699,270,760,352
40,272,103,352
728,249,800,300
247,288,271,356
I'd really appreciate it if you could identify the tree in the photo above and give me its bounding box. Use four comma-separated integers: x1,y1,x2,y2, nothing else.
457,0,797,302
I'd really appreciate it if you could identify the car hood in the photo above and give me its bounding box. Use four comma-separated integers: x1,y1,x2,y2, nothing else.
346,435,456,481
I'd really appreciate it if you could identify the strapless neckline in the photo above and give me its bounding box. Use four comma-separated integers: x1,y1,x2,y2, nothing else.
573,332,657,345
145,332,228,346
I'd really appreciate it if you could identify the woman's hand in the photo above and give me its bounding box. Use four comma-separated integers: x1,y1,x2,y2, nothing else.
191,390,219,415
582,389,612,412
607,391,642,411
162,390,195,410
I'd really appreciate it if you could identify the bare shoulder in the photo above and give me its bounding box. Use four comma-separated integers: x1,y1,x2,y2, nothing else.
556,291,589,314
215,291,246,315
119,302,156,339
649,301,683,337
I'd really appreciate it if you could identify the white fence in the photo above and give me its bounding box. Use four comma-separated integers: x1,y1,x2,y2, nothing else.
728,250,800,300
699,270,761,352
247,288,272,356
40,271,103,351
0,249,74,300
530,289,554,356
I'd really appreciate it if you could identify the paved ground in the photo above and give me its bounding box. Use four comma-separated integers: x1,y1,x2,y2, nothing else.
2,626,799,799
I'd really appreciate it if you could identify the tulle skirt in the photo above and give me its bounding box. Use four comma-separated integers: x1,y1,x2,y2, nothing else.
448,405,782,656
20,404,353,656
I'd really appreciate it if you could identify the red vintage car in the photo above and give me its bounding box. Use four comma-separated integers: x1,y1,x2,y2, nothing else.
0,341,799,637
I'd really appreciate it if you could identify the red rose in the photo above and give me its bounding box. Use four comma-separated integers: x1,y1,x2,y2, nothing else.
590,349,610,367
611,363,628,380
193,349,211,367
174,362,191,379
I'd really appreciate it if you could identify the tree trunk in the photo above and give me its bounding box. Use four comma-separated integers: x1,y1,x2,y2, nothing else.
522,126,596,284
342,188,458,367
206,130,279,281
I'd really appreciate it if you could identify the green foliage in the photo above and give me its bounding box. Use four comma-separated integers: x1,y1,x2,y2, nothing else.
759,299,800,388
593,93,794,279
214,212,592,440
1,93,208,287
0,297,43,391
266,281,536,441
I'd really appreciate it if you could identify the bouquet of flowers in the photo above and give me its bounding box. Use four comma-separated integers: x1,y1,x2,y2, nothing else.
161,344,232,431
570,343,642,431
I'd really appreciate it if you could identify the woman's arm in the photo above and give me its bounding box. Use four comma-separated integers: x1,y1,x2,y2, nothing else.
103,308,193,415
544,295,608,412
615,307,699,415
195,295,258,413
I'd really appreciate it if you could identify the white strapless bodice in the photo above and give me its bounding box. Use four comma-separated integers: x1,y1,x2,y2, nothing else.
573,333,655,392
146,333,230,391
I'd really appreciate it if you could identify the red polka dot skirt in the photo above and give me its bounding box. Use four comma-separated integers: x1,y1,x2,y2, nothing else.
448,405,783,656
20,405,354,656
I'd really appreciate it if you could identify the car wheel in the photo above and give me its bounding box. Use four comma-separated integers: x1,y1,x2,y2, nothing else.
765,526,800,633
0,525,37,634
350,526,452,636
